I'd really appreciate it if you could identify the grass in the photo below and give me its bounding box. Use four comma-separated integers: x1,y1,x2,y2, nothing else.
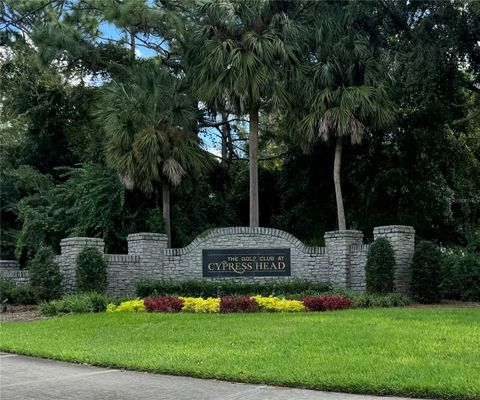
1,308,479,399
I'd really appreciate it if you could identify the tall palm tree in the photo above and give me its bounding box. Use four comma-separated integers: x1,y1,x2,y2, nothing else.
96,62,210,246
184,0,301,227
300,12,395,230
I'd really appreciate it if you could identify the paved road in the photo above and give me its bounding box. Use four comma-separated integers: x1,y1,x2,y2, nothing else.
0,353,427,400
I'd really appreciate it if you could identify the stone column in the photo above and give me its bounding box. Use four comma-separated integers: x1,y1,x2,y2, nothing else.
127,233,167,280
324,230,363,288
373,225,415,294
58,237,105,294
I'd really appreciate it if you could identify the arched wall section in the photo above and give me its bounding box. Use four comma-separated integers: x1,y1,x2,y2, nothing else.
161,227,329,283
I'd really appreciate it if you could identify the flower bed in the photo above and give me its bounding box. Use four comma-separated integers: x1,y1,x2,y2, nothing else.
107,295,352,313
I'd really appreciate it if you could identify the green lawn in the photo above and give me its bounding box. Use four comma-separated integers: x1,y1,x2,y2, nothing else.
1,308,479,399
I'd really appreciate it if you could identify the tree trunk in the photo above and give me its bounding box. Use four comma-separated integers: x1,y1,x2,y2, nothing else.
221,112,229,165
130,31,136,60
249,107,260,227
162,183,171,247
334,136,347,230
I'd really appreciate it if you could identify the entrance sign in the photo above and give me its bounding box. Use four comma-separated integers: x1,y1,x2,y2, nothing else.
202,248,291,277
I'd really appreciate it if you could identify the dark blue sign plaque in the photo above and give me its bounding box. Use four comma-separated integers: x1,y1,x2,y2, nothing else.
202,248,291,277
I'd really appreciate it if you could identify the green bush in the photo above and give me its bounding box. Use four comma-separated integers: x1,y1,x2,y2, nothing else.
456,253,480,301
366,238,395,294
11,284,38,304
412,241,442,304
441,250,480,302
76,247,107,294
40,292,108,316
29,246,62,301
136,280,332,298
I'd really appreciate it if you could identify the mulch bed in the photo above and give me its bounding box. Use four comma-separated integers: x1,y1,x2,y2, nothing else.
0,305,45,323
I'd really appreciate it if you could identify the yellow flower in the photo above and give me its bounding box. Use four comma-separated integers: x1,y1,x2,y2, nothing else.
180,297,220,313
106,303,117,312
252,295,305,312
110,298,145,312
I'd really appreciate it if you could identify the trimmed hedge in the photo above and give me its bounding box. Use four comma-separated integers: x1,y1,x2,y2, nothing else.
29,246,62,301
366,238,395,294
76,247,107,294
412,241,442,304
136,280,332,298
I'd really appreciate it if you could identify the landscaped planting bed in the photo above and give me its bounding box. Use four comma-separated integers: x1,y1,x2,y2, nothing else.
106,295,353,313
1,308,478,399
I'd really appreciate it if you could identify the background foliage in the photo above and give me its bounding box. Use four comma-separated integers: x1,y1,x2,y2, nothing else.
0,0,479,267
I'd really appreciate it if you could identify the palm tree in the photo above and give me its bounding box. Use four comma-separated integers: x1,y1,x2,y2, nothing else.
184,0,301,227
96,62,210,246
300,13,395,230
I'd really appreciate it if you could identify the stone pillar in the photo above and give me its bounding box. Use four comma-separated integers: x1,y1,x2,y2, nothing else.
324,230,363,288
373,225,415,294
58,237,105,294
127,233,167,280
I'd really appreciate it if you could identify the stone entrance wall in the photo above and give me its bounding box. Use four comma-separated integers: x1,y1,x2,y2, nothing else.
0,225,415,298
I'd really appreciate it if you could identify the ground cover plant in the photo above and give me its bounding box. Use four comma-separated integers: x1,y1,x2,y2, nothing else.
303,295,352,311
144,296,184,313
40,292,108,316
1,308,478,399
220,296,258,313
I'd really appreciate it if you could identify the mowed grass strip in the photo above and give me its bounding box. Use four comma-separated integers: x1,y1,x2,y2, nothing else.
1,308,479,399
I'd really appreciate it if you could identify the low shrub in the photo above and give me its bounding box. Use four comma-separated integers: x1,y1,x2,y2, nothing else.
144,296,183,312
40,292,108,316
412,241,442,303
136,280,331,298
252,295,305,312
1,278,38,305
319,288,411,308
180,297,220,313
107,298,145,312
366,238,395,294
349,292,411,308
29,246,62,301
10,284,38,305
76,247,107,294
220,296,258,313
303,295,352,311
